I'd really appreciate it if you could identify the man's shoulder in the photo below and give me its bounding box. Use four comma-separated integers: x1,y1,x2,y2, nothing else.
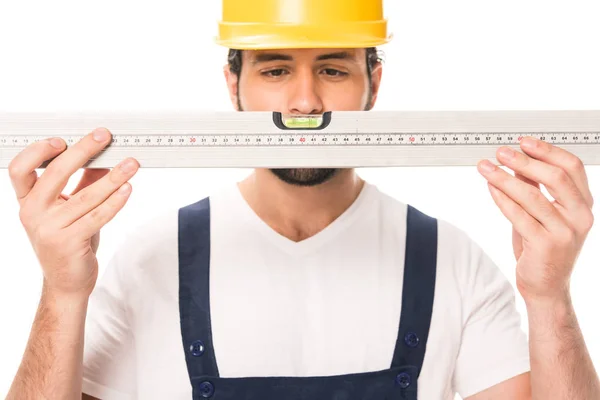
115,185,235,255
371,183,494,277
130,207,180,245
102,207,180,279
125,186,232,245
372,184,457,235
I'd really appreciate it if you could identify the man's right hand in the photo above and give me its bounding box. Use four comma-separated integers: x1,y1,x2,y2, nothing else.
7,127,139,298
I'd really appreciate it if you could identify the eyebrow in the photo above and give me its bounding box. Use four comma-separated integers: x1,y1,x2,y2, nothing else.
250,51,356,65
315,51,355,61
250,53,293,65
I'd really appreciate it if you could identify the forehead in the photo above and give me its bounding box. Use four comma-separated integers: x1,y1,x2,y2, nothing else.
243,48,364,65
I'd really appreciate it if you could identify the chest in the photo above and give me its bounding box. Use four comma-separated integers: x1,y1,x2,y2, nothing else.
128,257,462,400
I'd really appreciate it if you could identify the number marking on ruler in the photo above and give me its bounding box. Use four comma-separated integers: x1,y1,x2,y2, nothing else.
1,110,599,167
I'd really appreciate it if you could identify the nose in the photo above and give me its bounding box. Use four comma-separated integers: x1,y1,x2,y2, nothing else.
286,68,324,115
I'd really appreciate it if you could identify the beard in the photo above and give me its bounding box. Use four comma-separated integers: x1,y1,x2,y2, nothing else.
269,168,338,187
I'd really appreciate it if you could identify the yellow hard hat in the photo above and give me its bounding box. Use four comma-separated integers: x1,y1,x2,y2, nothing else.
214,0,392,49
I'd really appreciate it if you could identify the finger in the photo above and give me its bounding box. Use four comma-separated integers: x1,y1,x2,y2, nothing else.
7,138,67,202
57,169,110,202
495,145,587,213
513,172,544,242
514,172,539,189
519,137,594,208
516,170,592,238
477,159,566,233
67,181,133,239
31,128,113,205
487,182,546,239
70,168,111,196
56,168,110,212
52,158,139,228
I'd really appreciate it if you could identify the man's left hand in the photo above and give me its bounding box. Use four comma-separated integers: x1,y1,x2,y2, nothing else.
477,137,595,302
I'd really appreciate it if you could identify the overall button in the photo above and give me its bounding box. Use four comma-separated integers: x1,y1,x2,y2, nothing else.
199,381,215,398
190,340,205,356
404,331,420,348
396,372,411,389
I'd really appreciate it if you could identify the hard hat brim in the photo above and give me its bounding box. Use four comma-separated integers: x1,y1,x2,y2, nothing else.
214,21,393,49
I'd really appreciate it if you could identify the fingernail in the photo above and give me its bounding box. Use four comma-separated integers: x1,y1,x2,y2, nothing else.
49,138,64,149
118,183,131,196
498,147,515,159
119,159,137,173
93,128,110,142
478,160,496,173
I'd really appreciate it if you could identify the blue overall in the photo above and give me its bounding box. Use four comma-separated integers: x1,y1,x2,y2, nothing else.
178,197,437,400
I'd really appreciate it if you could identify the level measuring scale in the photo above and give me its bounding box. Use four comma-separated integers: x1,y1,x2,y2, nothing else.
0,110,599,168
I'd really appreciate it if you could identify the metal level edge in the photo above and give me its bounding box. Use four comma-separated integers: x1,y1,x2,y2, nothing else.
1,110,600,135
1,144,598,168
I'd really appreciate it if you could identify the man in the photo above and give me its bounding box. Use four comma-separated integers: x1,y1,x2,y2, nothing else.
6,0,600,399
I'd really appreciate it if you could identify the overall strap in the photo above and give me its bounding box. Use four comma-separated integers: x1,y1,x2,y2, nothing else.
390,204,438,378
178,197,220,384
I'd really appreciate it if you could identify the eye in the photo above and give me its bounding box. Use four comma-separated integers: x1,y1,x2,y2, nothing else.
262,69,288,77
322,69,348,77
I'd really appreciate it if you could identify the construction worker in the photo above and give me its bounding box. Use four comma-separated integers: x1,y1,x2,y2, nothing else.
6,0,600,399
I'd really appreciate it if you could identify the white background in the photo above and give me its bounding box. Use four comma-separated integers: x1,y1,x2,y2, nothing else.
1,0,599,398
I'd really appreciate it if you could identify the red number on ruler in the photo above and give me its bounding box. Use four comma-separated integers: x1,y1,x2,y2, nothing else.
300,137,306,142
190,137,196,143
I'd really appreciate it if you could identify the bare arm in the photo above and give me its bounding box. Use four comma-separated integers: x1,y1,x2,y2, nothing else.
473,135,600,399
466,292,600,400
6,284,89,400
465,372,531,400
5,128,139,400
526,293,600,399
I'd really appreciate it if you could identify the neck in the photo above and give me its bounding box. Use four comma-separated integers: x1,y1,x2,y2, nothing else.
237,168,365,242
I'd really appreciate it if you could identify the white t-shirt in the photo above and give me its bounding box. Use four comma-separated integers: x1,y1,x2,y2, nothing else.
82,181,530,400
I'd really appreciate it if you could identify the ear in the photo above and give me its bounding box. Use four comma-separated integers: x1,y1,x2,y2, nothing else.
223,64,241,111
366,63,383,110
